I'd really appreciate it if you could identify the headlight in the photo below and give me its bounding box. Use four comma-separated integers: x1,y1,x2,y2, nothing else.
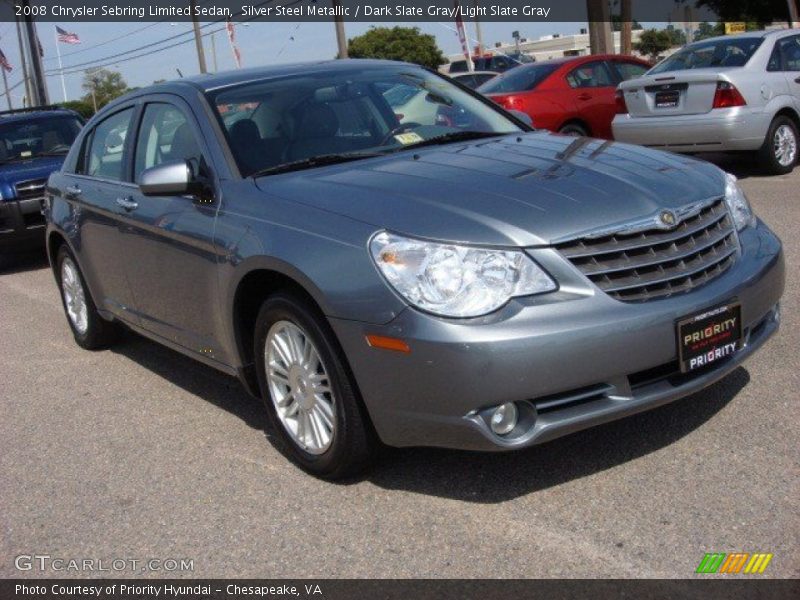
369,231,556,318
724,173,756,231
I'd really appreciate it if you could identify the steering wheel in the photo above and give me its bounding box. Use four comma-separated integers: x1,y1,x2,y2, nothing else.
380,122,421,146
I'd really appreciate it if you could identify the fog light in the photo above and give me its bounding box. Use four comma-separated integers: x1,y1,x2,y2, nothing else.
490,402,518,436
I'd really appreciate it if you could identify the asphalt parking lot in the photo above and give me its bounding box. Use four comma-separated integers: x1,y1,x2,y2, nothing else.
1,154,797,579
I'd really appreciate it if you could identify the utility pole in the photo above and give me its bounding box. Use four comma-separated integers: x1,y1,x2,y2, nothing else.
587,0,614,55
22,0,47,106
332,0,347,58
2,65,12,110
189,0,207,74
621,0,632,55
210,31,218,72
788,0,799,27
14,15,31,106
473,0,484,55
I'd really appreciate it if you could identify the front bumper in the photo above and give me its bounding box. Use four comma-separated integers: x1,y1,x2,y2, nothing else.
331,220,784,451
612,108,769,153
0,198,47,250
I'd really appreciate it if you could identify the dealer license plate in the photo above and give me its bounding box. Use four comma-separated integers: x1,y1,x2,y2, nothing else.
655,90,680,108
677,303,742,373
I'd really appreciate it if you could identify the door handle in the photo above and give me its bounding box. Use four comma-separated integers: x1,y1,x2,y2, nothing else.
115,197,139,212
65,185,81,199
794,76,800,84
577,93,592,101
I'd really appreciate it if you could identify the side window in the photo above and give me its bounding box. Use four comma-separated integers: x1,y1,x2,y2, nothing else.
614,61,649,82
769,35,800,72
566,61,614,88
134,103,203,183
85,107,134,181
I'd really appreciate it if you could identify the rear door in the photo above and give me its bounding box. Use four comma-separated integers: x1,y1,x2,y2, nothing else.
768,34,800,110
120,96,224,359
564,60,617,138
60,105,139,322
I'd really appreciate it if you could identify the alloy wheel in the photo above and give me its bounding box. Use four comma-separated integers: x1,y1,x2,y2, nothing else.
773,124,797,167
61,257,88,334
264,320,336,454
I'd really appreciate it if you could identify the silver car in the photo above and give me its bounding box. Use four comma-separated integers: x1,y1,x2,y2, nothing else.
613,29,800,174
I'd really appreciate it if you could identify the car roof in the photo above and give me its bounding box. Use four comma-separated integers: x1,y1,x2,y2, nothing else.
185,59,416,92
0,107,79,123
452,71,497,77
685,28,793,46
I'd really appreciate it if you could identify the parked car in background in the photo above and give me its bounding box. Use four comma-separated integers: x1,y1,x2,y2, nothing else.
46,60,783,479
479,54,651,138
451,71,499,89
613,30,800,174
448,53,534,74
0,106,83,253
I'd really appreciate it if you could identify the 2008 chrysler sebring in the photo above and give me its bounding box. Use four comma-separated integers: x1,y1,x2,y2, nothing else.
45,61,784,478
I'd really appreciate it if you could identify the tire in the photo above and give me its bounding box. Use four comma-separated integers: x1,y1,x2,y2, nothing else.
56,245,121,350
253,292,376,479
558,122,589,137
758,116,798,175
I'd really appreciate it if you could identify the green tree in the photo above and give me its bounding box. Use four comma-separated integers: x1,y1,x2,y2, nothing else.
58,99,95,119
696,0,790,27
81,68,129,110
634,29,674,61
347,26,446,70
693,21,725,41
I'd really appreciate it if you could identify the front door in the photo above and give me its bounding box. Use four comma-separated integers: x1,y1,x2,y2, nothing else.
119,98,225,361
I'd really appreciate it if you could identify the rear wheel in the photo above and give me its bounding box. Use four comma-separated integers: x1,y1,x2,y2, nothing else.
758,116,797,175
56,245,121,349
558,122,589,137
253,292,376,479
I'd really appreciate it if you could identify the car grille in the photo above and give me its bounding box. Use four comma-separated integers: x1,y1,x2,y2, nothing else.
555,198,738,302
14,178,47,202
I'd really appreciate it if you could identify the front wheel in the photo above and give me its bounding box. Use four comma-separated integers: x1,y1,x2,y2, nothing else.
558,122,588,137
758,116,798,175
253,292,376,479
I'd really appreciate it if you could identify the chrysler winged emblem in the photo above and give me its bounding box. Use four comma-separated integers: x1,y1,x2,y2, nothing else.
658,210,677,229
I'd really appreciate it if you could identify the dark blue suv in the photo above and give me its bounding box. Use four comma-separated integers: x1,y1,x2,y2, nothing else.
0,106,83,251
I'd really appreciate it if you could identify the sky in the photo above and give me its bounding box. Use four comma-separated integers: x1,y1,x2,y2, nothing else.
0,20,657,105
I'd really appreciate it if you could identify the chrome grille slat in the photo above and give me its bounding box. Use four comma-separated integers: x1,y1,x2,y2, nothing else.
556,198,738,302
14,178,47,201
559,203,728,259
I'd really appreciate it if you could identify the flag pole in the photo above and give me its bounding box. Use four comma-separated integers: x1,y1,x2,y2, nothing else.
2,66,12,110
54,26,67,102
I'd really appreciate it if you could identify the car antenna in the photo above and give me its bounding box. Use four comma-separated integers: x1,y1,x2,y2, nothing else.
176,68,184,78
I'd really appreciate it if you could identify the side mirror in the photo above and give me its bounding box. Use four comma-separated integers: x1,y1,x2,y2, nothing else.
139,160,198,197
509,110,533,128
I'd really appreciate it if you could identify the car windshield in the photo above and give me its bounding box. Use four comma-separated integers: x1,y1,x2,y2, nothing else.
209,65,522,176
0,115,82,163
478,63,559,94
649,37,764,74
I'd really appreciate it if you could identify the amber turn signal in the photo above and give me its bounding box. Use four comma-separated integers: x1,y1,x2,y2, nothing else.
365,335,411,353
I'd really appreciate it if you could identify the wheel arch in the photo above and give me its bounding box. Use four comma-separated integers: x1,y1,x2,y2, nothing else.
557,118,591,136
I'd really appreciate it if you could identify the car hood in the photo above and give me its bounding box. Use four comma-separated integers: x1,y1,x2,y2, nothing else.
255,131,726,246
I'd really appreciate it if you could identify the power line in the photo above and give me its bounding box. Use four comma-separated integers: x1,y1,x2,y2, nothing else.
49,0,294,77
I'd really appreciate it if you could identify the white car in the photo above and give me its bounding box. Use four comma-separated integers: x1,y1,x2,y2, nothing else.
613,29,800,174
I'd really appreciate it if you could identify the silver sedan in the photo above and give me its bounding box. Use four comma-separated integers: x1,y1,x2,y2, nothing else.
613,29,800,174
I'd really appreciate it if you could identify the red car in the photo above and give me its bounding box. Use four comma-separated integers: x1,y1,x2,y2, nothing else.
478,54,651,139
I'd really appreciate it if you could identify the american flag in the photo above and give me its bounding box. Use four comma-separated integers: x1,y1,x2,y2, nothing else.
0,49,12,73
56,26,80,45
226,18,242,69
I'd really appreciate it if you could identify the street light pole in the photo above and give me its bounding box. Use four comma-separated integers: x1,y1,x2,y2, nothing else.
473,0,484,55
14,15,32,106
189,0,208,74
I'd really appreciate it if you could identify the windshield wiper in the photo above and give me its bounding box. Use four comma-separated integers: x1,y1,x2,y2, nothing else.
250,152,384,177
35,149,70,157
392,131,506,152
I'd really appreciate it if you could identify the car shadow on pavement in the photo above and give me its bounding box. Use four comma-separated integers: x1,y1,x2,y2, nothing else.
109,328,748,502
689,153,764,180
0,249,49,274
365,368,749,503
110,333,267,432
